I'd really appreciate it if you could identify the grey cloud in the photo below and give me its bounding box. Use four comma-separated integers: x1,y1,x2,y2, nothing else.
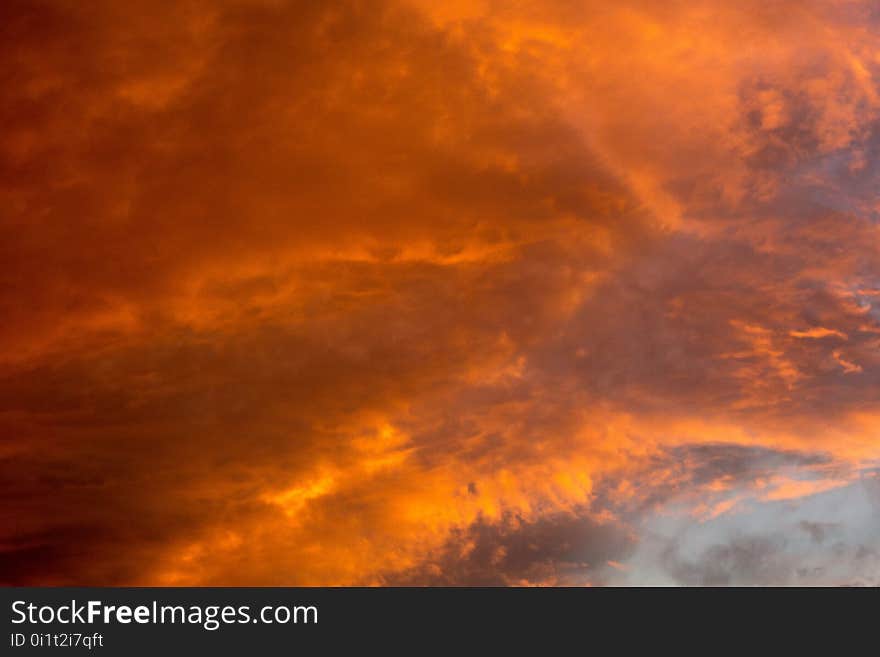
384,509,634,586
614,468,880,586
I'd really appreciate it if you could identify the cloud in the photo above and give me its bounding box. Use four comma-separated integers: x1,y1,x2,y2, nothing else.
2,0,879,585
618,468,880,586
385,510,634,586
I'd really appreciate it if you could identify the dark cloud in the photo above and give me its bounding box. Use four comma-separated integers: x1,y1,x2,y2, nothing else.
385,510,633,586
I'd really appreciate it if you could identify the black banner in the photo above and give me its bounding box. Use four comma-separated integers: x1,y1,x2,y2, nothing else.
1,587,873,654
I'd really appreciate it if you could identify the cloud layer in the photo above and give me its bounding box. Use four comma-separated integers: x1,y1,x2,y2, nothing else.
1,0,879,585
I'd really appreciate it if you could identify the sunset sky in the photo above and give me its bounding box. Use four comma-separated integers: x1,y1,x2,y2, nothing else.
2,0,880,586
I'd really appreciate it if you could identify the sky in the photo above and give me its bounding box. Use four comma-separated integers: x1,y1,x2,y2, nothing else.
1,0,879,586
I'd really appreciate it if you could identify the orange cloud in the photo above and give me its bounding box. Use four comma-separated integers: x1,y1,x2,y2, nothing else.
2,0,879,586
